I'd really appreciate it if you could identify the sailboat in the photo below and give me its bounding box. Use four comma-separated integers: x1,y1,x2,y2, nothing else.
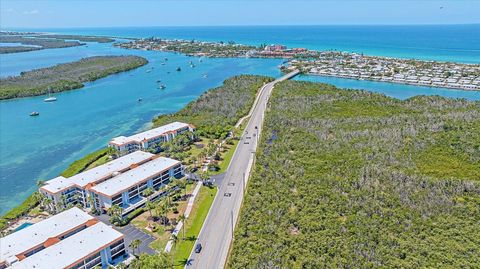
44,88,57,102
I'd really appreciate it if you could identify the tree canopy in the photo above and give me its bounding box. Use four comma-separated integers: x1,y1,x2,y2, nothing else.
229,80,480,268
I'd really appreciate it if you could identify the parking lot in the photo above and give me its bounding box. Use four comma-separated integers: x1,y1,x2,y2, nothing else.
117,224,157,255
97,214,157,255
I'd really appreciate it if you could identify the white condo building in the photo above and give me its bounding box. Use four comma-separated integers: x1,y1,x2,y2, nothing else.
40,151,183,216
90,156,183,216
0,208,126,269
40,151,155,208
108,122,195,154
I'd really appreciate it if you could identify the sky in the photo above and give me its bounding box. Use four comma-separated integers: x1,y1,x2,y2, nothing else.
1,0,479,29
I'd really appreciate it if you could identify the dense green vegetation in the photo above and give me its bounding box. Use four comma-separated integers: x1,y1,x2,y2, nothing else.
30,34,114,43
60,147,112,177
0,35,83,53
0,55,148,99
0,194,41,231
0,33,114,54
153,75,273,139
229,81,480,268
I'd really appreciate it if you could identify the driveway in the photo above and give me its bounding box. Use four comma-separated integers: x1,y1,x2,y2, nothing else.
117,224,157,255
96,214,157,255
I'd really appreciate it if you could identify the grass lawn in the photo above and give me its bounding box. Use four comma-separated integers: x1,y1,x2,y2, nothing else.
130,182,202,252
212,139,239,175
172,185,217,268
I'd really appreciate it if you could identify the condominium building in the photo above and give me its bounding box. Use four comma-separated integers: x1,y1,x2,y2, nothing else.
90,156,183,216
39,151,183,216
108,122,195,154
0,208,126,269
40,151,155,208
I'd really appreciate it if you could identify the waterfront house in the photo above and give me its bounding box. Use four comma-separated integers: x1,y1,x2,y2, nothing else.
0,208,126,269
109,122,195,154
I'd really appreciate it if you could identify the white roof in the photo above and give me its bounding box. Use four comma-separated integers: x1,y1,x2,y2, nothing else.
41,151,154,194
0,207,93,263
91,157,180,197
9,222,123,269
110,122,190,146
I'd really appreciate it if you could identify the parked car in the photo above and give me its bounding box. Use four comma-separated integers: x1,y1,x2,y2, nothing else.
195,243,203,253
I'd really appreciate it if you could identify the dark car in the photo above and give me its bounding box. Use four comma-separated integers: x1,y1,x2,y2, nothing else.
195,243,202,253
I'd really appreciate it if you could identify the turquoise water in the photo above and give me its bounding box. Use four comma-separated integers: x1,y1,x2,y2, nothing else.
294,75,480,100
9,25,480,63
1,25,479,215
14,222,33,232
0,41,282,214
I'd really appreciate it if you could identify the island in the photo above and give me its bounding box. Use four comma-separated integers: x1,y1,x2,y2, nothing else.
117,38,480,91
0,31,115,54
0,55,148,99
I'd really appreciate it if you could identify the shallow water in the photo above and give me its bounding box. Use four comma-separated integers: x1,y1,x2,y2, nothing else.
1,25,479,214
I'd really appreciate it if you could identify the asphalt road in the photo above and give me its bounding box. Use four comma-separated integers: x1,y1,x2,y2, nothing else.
186,70,299,269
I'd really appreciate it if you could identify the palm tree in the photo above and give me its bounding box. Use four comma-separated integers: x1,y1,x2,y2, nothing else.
171,234,178,268
142,187,154,199
145,201,155,219
178,214,187,240
56,195,67,213
36,180,46,188
178,178,187,198
129,239,142,257
155,202,168,226
107,204,122,225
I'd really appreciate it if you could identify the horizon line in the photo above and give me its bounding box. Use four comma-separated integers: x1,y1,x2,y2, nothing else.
2,22,480,30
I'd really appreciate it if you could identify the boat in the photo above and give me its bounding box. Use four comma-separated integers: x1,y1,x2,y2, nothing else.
203,73,208,78
156,80,161,83
44,96,57,102
176,67,181,72
30,111,39,116
161,62,166,65
138,98,143,102
190,64,196,68
44,88,57,102
159,84,166,89
164,58,168,61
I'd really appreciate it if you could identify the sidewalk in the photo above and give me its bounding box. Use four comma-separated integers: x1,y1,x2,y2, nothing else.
164,181,202,253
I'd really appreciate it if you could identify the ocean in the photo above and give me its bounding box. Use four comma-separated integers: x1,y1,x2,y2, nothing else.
0,25,479,214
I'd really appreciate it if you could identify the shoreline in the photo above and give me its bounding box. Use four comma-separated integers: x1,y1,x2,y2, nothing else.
0,55,148,100
116,37,480,92
0,74,271,231
304,72,480,92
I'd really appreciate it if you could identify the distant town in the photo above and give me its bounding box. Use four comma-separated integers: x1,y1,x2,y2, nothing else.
117,38,480,91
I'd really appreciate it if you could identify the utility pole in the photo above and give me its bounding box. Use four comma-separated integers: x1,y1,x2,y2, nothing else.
231,210,234,239
242,172,246,195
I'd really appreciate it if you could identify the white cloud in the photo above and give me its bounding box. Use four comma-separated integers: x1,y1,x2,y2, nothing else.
22,10,39,15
